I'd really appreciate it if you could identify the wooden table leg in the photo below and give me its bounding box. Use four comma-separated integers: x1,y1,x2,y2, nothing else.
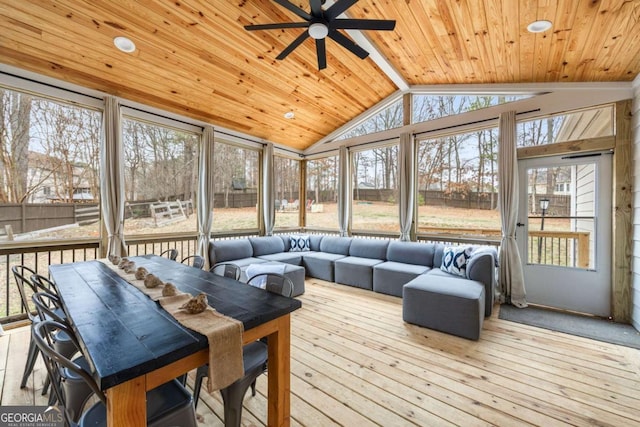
267,314,291,427
106,377,146,427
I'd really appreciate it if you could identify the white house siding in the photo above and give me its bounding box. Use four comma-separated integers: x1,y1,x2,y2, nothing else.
632,74,640,331
575,163,596,267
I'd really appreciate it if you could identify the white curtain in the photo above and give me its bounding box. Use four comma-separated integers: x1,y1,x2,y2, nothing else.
100,96,127,258
338,145,350,237
197,126,215,270
398,133,415,241
498,111,527,307
263,143,275,236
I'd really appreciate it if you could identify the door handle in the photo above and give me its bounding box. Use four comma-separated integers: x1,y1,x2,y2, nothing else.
516,222,525,227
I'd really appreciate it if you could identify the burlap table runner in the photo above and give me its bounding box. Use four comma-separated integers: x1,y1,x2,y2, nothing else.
99,259,244,392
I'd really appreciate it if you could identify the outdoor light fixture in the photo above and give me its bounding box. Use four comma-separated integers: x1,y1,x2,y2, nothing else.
113,36,136,53
539,198,550,212
284,111,295,119
527,20,552,33
537,198,550,263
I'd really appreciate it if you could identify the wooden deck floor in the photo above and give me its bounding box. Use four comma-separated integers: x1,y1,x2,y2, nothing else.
2,278,640,426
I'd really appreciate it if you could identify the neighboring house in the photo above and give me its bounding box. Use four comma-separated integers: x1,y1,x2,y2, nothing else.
26,151,95,203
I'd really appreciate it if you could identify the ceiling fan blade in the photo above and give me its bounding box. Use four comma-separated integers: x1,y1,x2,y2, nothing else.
328,30,369,59
274,0,312,21
276,31,310,60
310,0,323,17
316,38,327,70
329,19,396,31
245,22,310,31
325,0,358,20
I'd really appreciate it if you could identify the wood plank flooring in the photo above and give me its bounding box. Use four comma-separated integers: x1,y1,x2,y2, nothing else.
1,278,639,426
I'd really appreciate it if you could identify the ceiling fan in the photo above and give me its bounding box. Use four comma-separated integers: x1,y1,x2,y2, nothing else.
245,0,396,70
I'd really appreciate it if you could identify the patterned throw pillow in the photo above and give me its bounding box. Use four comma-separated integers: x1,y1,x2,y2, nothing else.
289,235,311,252
440,246,473,277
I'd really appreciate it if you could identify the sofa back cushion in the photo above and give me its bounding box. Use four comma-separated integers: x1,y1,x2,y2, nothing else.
249,236,285,256
209,239,253,264
349,238,389,260
320,236,352,255
309,235,323,251
433,244,446,267
386,241,435,267
279,235,291,251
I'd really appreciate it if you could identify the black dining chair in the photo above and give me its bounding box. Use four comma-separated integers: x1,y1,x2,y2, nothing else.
192,272,293,427
159,248,179,261
12,265,72,389
210,262,241,280
181,255,205,270
33,319,199,427
32,292,94,421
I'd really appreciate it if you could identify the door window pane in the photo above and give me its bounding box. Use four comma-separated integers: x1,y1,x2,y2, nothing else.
525,164,595,269
212,142,259,231
305,156,338,229
122,118,199,235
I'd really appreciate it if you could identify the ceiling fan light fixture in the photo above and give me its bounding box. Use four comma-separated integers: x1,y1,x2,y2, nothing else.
308,23,329,39
113,36,136,53
527,20,552,33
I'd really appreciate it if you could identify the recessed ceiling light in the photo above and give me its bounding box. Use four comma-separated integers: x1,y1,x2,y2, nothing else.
113,36,136,53
527,20,552,33
284,111,295,119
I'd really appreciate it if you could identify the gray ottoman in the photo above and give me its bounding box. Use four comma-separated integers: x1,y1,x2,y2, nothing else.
402,275,485,340
243,261,305,297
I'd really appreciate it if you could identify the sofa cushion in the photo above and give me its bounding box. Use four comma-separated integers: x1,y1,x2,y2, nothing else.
403,275,485,340
289,235,311,252
309,235,323,251
334,256,384,290
209,239,253,264
279,235,291,251
249,236,285,256
372,261,430,297
440,246,473,277
258,252,303,265
349,238,389,260
425,267,493,317
302,252,346,282
386,241,435,267
319,236,352,255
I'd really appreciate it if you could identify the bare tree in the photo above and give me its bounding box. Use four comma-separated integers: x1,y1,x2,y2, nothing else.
0,89,31,202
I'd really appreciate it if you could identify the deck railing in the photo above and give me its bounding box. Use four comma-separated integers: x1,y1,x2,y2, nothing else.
1,228,507,325
528,230,590,268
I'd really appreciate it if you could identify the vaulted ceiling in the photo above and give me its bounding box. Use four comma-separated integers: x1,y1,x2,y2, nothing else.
1,0,639,150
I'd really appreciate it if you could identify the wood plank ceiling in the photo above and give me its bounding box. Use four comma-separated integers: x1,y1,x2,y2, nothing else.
1,1,639,150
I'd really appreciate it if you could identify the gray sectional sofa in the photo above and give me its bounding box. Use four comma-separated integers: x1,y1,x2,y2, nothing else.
208,234,497,340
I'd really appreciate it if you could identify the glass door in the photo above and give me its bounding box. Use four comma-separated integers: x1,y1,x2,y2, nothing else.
517,153,612,317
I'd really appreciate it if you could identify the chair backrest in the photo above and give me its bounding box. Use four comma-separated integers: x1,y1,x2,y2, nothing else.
210,262,241,280
32,292,66,323
247,273,293,297
32,320,106,424
31,273,59,296
181,255,205,270
12,265,48,321
159,248,179,261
